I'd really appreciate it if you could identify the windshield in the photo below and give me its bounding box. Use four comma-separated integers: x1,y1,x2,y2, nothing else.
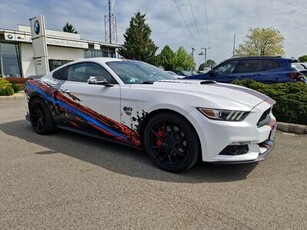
106,60,176,84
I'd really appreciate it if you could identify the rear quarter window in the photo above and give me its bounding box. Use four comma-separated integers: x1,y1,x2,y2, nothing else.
53,66,68,80
261,60,280,71
233,60,258,73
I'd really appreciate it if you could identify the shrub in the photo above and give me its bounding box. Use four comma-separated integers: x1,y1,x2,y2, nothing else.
0,86,14,96
232,80,307,125
0,78,12,89
0,78,17,96
11,83,23,93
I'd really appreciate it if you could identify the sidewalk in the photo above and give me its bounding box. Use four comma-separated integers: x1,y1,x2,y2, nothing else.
0,92,306,134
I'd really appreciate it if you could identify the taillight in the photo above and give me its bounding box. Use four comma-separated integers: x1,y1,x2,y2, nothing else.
288,72,303,79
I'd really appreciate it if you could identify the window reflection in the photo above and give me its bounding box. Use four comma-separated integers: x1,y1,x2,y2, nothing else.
0,43,22,77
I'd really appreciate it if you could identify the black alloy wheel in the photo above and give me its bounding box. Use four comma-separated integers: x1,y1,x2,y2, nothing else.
144,112,199,172
29,97,56,134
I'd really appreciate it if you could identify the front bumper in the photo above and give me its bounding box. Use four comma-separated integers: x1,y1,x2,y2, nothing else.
211,140,275,164
187,100,277,163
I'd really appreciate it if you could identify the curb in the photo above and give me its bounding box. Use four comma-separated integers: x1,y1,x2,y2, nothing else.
0,93,306,134
277,122,307,134
0,92,25,101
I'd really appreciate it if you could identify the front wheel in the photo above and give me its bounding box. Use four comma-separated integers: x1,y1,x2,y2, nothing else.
144,112,200,172
29,97,56,134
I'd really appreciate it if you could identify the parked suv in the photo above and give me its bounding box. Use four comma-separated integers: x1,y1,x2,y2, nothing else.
185,56,307,83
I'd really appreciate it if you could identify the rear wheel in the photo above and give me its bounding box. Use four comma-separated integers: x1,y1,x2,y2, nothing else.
144,112,199,172
29,97,56,134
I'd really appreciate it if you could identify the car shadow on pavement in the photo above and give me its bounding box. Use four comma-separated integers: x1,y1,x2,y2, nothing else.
0,120,258,183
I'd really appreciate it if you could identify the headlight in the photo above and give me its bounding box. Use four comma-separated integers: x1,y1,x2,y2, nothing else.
197,108,249,121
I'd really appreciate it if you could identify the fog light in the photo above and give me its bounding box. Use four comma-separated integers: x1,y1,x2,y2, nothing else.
219,145,249,155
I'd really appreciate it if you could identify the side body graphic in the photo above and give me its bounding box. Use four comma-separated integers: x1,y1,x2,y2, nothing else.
25,80,141,147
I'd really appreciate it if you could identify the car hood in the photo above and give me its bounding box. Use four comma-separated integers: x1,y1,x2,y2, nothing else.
133,80,275,111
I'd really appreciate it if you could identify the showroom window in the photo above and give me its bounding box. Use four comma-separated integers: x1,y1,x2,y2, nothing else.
84,46,116,58
0,42,22,78
49,59,71,71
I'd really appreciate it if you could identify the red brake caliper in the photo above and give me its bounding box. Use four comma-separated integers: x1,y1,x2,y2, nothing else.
156,128,164,148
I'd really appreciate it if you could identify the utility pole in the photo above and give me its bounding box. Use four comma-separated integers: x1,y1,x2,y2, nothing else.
108,0,112,44
191,48,195,75
200,47,210,63
232,34,236,57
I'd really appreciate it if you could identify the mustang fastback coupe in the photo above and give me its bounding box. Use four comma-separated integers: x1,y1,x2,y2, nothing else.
25,58,277,172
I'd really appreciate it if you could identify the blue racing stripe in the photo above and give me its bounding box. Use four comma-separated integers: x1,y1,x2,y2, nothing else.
26,82,128,140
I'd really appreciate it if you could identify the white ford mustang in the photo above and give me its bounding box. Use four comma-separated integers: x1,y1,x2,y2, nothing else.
25,58,277,172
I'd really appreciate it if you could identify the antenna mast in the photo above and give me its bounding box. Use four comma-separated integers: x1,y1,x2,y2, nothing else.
104,0,118,44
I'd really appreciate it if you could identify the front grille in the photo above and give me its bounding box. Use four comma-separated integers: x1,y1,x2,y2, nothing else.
257,108,271,127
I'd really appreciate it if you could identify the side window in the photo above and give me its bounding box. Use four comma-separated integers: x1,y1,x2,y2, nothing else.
261,60,280,71
67,62,117,83
68,64,86,82
214,61,238,75
233,60,258,73
53,66,68,80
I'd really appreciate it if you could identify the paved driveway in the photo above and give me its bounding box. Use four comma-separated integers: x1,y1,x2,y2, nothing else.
0,99,306,229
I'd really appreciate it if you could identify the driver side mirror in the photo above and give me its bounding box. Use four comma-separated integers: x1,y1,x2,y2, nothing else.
87,76,113,87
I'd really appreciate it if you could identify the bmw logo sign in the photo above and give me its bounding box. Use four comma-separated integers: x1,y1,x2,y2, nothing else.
7,34,13,40
34,20,40,35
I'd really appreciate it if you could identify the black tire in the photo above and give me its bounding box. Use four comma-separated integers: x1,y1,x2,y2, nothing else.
144,112,200,172
29,97,56,134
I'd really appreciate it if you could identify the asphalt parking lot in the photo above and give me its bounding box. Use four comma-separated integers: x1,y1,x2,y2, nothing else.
0,99,306,230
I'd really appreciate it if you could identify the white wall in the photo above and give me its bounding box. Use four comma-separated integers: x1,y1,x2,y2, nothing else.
20,43,35,77
48,46,83,61
20,43,84,77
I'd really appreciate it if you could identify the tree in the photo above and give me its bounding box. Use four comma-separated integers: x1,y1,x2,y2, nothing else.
235,27,285,57
198,59,216,71
63,22,78,34
174,47,195,71
118,11,158,64
156,45,176,70
298,55,307,62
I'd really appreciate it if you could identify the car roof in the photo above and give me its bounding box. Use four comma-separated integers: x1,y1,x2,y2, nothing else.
227,56,292,61
73,57,122,64
53,57,127,70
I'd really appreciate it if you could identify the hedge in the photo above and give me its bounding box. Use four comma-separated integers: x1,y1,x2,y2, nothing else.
0,86,14,96
11,83,23,93
0,78,23,96
232,79,307,125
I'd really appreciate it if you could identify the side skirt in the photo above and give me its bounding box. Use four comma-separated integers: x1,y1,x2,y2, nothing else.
57,125,142,150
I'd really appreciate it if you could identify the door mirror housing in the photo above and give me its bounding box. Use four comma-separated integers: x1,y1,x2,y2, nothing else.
87,76,113,87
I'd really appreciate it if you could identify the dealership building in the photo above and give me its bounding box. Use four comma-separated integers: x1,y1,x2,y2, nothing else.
0,24,121,78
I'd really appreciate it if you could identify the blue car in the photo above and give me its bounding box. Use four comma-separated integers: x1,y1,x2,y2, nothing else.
186,56,307,83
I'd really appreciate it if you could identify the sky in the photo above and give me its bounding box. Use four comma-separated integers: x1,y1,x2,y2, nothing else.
0,0,306,66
